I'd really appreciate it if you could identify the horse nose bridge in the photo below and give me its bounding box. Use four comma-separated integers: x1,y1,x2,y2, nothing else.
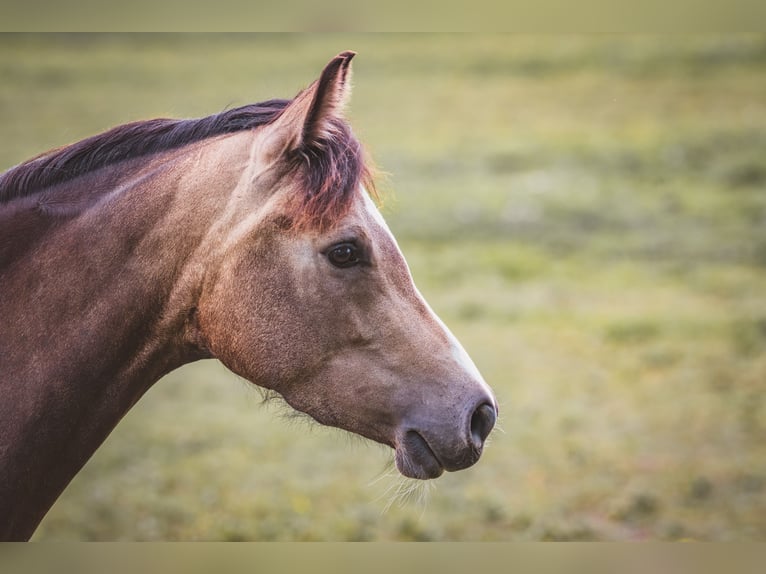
403,287,495,393
395,327,497,423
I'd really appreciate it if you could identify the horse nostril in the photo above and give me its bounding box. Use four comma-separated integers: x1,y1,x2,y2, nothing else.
470,402,497,449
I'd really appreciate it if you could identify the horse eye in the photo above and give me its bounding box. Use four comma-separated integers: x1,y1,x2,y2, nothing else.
327,243,360,268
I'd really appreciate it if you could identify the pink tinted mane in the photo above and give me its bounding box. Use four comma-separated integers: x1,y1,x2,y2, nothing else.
283,117,377,231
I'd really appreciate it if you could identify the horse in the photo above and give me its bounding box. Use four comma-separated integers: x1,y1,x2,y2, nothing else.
0,51,497,541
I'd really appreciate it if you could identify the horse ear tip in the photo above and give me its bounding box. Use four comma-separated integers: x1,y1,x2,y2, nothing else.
338,50,356,62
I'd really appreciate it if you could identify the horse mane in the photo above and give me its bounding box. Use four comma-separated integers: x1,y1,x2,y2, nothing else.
0,98,375,229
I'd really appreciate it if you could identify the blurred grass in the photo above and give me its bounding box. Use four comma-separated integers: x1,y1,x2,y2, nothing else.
1,34,764,540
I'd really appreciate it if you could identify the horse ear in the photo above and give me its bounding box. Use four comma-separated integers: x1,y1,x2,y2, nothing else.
262,51,355,158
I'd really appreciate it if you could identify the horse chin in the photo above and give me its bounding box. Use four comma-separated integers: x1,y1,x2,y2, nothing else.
394,430,445,480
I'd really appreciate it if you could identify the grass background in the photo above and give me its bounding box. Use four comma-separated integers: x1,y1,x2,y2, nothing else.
1,34,764,540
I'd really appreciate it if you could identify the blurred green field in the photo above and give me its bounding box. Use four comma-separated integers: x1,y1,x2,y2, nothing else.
1,34,765,540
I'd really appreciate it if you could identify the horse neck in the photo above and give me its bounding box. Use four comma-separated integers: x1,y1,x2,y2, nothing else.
0,131,258,539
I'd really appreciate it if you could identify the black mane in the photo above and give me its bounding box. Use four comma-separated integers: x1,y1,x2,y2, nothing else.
0,99,289,204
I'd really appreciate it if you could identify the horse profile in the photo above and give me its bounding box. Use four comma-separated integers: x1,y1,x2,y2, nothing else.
0,51,497,540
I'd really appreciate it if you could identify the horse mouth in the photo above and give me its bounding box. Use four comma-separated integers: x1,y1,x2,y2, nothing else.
394,430,445,480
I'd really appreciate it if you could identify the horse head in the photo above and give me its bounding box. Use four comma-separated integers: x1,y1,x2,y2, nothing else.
196,52,498,479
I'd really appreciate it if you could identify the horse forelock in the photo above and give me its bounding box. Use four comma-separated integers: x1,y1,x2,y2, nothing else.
280,118,377,232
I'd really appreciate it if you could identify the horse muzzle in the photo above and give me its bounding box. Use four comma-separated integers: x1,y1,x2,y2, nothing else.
394,397,497,480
